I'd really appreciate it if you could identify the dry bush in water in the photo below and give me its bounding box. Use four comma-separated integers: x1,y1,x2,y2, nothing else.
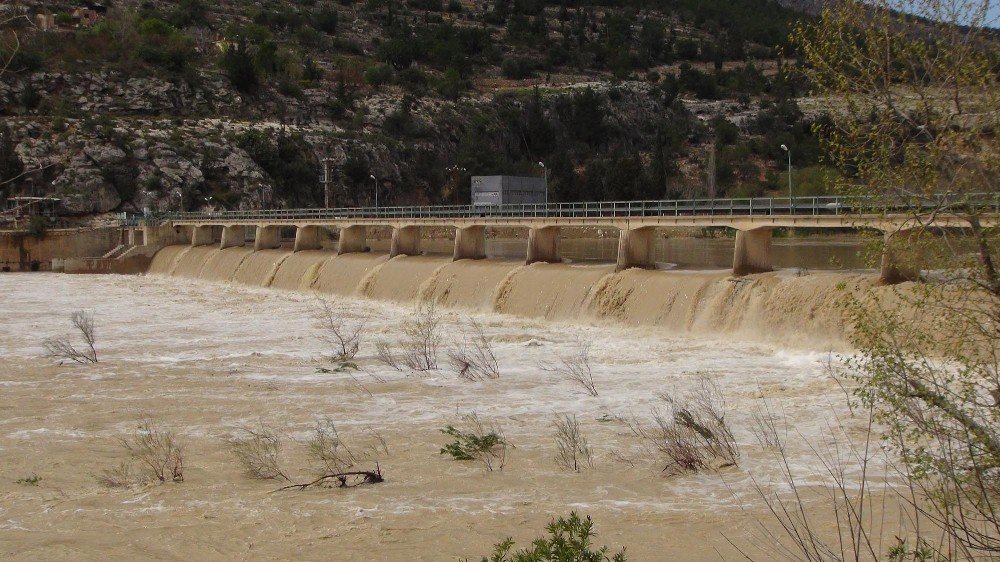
440,412,510,472
375,340,402,371
377,304,443,372
229,423,290,482
540,340,599,396
402,304,442,371
97,417,184,487
316,298,367,361
554,414,594,472
748,396,782,451
97,462,138,489
43,310,98,364
447,319,500,381
282,418,386,490
628,377,739,475
230,419,385,490
307,416,357,475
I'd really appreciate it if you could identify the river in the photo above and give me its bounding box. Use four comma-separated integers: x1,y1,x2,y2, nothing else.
0,271,872,560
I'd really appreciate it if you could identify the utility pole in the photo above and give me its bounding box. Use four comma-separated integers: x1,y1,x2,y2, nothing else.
707,146,716,199
320,156,334,208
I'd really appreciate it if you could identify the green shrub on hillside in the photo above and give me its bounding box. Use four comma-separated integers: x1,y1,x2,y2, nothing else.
221,41,259,93
364,63,394,86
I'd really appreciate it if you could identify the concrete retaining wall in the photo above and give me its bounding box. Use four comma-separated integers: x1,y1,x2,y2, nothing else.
0,228,122,272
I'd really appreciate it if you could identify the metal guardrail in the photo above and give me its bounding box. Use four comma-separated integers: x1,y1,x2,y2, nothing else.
117,194,1000,226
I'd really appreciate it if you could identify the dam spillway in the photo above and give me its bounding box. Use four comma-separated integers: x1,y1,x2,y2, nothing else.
147,244,892,348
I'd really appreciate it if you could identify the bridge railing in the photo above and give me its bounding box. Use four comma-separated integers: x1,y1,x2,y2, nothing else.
117,193,999,226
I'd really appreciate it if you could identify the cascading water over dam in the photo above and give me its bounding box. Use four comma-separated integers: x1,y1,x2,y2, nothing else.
147,244,899,348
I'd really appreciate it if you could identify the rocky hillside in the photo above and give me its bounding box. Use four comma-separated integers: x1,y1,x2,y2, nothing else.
0,0,830,217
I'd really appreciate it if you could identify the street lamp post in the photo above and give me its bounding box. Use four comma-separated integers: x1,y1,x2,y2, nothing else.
369,174,378,208
780,144,792,212
537,161,548,206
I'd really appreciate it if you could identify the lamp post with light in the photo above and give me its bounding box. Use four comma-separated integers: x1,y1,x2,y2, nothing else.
537,161,548,206
369,174,378,208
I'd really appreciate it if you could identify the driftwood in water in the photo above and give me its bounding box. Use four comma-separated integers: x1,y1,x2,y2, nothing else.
272,464,384,492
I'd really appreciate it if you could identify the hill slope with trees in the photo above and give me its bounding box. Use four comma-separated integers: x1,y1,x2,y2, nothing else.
0,0,830,215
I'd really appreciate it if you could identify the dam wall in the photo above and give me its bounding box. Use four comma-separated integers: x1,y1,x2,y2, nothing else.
147,244,896,347
0,227,123,271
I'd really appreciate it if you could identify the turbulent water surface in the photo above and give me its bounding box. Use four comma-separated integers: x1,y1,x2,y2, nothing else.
0,265,877,560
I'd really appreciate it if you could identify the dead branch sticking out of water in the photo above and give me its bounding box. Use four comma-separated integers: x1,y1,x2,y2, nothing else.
96,416,184,487
316,298,367,361
375,341,403,370
728,407,895,562
96,461,138,489
43,310,98,364
272,464,384,492
627,377,739,475
402,304,442,371
540,340,599,396
554,414,594,472
447,319,500,381
120,416,185,483
307,417,356,475
231,418,389,492
229,423,291,482
376,304,443,373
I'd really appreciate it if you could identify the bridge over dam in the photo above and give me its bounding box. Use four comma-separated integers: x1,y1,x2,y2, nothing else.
124,195,999,284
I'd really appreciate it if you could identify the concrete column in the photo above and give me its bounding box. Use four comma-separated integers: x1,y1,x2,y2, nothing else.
390,225,421,257
337,225,367,254
127,228,137,245
191,225,215,246
526,226,561,264
144,224,189,247
220,225,246,249
879,230,920,284
142,225,155,245
733,228,773,276
453,225,486,261
254,225,281,250
615,227,656,272
294,225,323,252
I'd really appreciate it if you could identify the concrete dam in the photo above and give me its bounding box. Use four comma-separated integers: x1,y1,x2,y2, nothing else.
49,194,1000,345
146,243,894,348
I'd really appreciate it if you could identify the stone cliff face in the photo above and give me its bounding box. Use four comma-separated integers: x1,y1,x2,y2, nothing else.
0,71,241,115
4,70,704,215
9,114,269,214
1,0,821,218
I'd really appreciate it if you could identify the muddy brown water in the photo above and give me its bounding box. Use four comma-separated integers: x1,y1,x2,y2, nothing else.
0,259,898,560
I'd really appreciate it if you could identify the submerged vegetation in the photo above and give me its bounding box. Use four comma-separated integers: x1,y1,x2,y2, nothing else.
474,512,627,562
441,412,511,472
42,310,98,364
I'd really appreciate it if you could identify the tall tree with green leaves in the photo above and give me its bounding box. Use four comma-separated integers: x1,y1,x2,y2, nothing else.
792,0,999,556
